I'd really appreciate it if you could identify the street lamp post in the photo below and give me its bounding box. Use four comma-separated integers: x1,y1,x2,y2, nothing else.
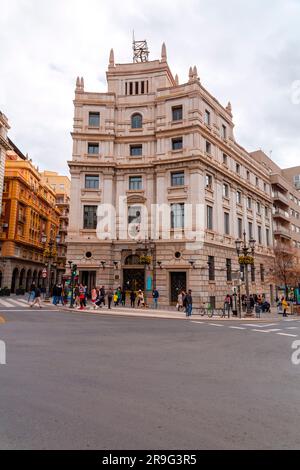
137,237,156,299
235,230,256,317
41,233,61,301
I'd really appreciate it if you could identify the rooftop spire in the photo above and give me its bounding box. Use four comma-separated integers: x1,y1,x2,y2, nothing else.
109,48,115,67
161,42,167,62
175,74,179,85
189,66,193,82
226,101,232,115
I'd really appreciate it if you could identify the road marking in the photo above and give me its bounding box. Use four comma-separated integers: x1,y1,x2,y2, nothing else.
191,321,204,325
244,323,278,328
209,323,224,327
285,327,298,330
229,326,246,330
8,299,30,307
251,329,272,333
263,329,282,332
0,299,13,308
277,332,298,337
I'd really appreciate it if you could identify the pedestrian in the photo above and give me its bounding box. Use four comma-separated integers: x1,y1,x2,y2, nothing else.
56,283,63,305
113,291,119,307
121,289,126,306
224,294,231,317
91,287,98,309
30,286,42,308
130,290,136,308
28,282,36,303
107,288,113,309
137,290,145,308
185,289,193,317
100,286,106,306
73,285,80,308
84,285,88,307
152,288,159,309
41,285,46,300
79,284,85,310
282,297,289,317
176,291,184,311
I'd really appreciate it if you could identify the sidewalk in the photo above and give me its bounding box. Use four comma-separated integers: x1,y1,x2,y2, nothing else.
55,303,282,322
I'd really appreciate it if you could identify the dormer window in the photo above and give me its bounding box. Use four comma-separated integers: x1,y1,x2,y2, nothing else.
131,113,143,129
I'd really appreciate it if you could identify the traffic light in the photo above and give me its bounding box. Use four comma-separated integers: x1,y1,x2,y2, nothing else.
72,264,77,277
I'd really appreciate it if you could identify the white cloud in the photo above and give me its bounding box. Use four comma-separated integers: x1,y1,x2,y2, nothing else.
0,0,300,174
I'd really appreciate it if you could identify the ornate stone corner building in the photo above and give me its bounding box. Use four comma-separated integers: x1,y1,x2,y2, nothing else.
67,42,275,307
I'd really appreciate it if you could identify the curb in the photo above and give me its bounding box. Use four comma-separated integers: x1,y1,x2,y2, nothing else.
55,306,279,322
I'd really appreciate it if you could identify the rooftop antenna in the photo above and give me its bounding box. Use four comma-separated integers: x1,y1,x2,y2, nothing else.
132,31,149,63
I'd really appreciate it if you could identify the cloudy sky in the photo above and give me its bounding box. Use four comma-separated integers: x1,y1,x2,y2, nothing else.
1,0,300,175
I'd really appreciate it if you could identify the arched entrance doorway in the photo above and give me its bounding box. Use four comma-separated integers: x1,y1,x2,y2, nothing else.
26,269,32,292
19,268,26,289
11,268,19,293
123,254,145,291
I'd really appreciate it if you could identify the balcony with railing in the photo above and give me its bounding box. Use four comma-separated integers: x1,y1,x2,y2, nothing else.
273,225,292,239
273,207,290,222
272,191,289,207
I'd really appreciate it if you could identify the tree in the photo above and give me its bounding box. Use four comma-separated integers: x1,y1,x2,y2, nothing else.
270,244,300,298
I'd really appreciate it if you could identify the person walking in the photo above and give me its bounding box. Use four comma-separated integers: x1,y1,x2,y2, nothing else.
107,288,113,309
152,288,159,309
224,294,231,317
282,297,289,317
130,290,136,308
113,291,119,307
30,286,42,308
28,282,36,303
137,290,145,308
79,284,85,310
121,289,126,306
91,287,98,310
185,289,193,317
100,286,106,306
177,291,184,311
56,284,63,305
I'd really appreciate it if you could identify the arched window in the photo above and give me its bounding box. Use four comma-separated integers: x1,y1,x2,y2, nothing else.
131,113,142,129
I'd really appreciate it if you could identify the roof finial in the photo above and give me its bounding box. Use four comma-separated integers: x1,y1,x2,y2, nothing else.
189,66,193,82
226,101,232,115
109,48,115,67
175,74,179,85
80,77,84,91
75,76,80,92
193,65,198,80
161,42,167,62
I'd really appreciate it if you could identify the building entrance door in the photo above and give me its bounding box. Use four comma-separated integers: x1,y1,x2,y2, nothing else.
80,271,96,296
123,269,145,292
170,272,187,304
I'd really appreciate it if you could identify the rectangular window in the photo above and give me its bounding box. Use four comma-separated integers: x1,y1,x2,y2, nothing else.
88,143,99,154
130,145,142,156
224,212,230,235
129,176,142,190
141,81,145,94
128,206,142,224
171,203,184,229
266,228,270,246
205,141,212,154
256,177,259,187
223,153,228,165
223,183,229,198
172,106,183,121
129,82,133,95
247,197,252,209
88,112,100,127
238,217,243,239
236,191,242,205
205,110,211,126
257,202,261,214
226,259,232,281
208,256,215,281
236,163,240,174
222,124,227,139
172,137,183,150
207,205,213,230
248,221,253,239
247,170,250,181
83,206,97,229
205,174,213,188
85,175,99,189
258,225,262,244
171,171,184,187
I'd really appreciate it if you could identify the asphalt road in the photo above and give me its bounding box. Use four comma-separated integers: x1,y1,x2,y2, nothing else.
0,304,300,450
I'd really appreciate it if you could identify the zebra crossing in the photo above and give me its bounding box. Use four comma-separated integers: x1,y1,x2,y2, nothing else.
0,297,31,308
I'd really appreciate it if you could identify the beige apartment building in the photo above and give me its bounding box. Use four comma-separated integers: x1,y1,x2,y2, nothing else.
252,152,300,255
67,43,275,307
40,171,71,283
0,111,11,215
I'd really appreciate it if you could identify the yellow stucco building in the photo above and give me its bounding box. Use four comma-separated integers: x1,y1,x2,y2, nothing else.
0,143,60,292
